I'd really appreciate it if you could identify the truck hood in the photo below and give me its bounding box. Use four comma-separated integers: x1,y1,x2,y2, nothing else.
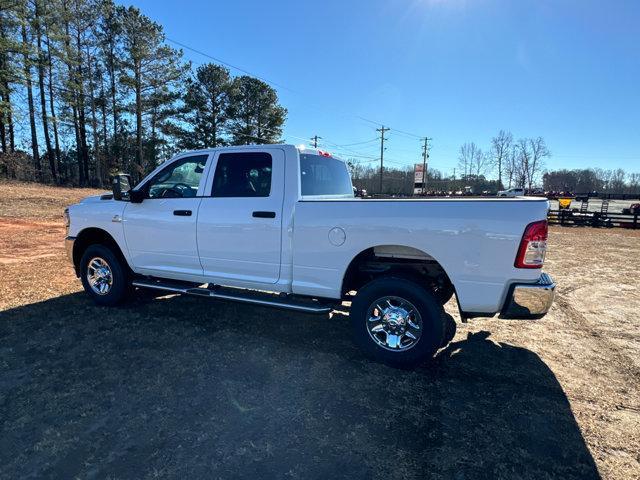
79,192,113,204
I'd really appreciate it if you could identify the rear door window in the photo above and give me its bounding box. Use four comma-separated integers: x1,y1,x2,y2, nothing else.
211,152,272,197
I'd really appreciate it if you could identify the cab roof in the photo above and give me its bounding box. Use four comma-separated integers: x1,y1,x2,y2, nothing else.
174,144,344,161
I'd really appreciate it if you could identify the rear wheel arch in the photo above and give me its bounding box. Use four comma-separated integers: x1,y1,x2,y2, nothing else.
72,228,132,277
341,244,456,305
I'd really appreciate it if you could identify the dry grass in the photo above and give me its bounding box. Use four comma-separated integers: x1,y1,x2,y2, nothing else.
0,181,638,479
0,179,107,221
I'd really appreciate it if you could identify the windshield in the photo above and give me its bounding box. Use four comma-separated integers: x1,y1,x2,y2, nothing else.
300,153,354,197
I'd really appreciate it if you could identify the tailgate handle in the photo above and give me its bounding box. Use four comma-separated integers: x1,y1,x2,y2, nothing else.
253,211,276,218
173,210,192,216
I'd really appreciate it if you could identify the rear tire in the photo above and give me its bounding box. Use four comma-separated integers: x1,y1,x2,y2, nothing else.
80,244,129,306
350,276,446,367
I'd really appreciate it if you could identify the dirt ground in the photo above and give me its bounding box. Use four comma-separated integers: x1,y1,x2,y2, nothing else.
0,180,638,480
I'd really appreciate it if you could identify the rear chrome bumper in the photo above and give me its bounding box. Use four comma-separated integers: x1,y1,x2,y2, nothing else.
65,236,76,263
500,272,556,319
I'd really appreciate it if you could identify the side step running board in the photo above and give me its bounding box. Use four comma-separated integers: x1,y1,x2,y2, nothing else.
132,280,332,314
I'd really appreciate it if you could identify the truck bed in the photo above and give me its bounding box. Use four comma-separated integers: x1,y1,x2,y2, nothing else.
292,197,549,314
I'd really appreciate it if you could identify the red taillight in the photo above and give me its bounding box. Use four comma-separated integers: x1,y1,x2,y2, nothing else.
515,220,548,268
318,149,331,157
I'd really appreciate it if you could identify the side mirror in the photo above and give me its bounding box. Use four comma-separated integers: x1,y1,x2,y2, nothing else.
112,174,132,201
129,189,145,203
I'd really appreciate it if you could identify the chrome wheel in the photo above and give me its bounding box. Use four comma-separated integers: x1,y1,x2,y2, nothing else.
86,257,113,295
366,296,423,351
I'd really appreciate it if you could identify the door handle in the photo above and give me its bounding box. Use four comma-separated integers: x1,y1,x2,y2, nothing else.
252,211,276,218
173,210,192,216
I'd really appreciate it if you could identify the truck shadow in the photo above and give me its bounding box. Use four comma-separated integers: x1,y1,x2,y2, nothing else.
0,293,600,480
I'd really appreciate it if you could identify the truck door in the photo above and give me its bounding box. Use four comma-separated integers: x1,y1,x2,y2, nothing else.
123,154,210,277
197,148,285,285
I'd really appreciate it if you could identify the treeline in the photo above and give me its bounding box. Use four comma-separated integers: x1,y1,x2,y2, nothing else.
349,163,502,196
349,129,549,196
457,131,550,191
457,132,640,195
0,0,286,186
543,168,640,194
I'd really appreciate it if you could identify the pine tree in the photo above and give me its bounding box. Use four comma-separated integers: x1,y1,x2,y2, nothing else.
96,0,122,169
0,4,19,155
120,6,186,177
43,10,61,174
179,63,232,149
18,3,41,179
0,0,288,184
33,0,56,182
228,76,286,145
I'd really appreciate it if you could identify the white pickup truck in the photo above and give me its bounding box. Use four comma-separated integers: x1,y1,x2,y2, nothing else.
65,144,555,366
498,187,525,197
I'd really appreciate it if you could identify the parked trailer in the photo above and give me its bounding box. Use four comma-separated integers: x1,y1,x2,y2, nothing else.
548,210,640,229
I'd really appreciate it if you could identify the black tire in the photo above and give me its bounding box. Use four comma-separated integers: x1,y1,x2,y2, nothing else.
80,244,130,306
350,276,446,367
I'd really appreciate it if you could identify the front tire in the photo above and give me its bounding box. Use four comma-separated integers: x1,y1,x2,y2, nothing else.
350,277,446,367
80,244,129,306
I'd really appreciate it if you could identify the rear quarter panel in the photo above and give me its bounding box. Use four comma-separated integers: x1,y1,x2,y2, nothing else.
292,198,549,313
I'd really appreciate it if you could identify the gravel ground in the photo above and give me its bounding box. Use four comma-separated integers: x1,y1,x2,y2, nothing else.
0,181,638,480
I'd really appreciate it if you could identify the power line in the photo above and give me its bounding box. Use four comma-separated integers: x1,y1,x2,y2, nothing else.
165,36,424,138
420,137,432,194
319,137,379,160
334,137,379,147
166,37,296,94
389,127,422,139
376,125,390,193
310,135,321,148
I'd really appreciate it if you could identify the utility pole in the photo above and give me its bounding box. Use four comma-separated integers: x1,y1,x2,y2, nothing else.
311,135,321,148
376,125,390,194
421,137,432,194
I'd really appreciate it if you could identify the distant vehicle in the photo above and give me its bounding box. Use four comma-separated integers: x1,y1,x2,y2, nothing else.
498,187,525,197
64,144,555,367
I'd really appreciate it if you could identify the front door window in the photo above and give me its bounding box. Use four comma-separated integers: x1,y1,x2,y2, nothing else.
145,155,208,199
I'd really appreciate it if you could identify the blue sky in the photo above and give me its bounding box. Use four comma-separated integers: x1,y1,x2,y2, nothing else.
126,0,639,175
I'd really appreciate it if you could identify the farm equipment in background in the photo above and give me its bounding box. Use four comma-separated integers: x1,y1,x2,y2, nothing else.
549,199,639,229
558,198,572,210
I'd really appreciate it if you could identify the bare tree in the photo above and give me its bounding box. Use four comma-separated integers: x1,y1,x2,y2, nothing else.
503,146,516,188
458,142,482,179
508,142,529,188
527,136,550,190
608,168,626,192
628,173,640,194
490,130,512,188
474,150,492,177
